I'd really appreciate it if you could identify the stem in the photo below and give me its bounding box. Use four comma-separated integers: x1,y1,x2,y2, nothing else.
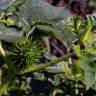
26,26,36,38
0,69,15,96
20,53,74,74
0,41,6,57
0,62,16,96
0,82,9,96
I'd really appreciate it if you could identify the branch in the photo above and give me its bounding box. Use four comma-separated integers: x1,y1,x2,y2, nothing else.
20,52,74,74
0,41,6,57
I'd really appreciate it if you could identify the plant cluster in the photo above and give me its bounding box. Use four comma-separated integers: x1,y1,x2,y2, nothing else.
0,0,96,96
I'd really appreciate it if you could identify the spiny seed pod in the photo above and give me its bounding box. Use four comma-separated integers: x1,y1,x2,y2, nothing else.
9,37,42,73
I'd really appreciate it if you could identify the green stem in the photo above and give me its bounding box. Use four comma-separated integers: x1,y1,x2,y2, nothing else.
0,57,15,96
20,53,74,74
0,82,9,96
26,26,36,38
0,41,6,58
0,69,15,96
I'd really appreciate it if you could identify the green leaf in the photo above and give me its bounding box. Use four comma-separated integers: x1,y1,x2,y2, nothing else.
73,16,82,32
0,19,15,26
73,45,81,56
0,23,23,42
7,0,27,12
80,47,96,89
79,16,91,42
32,25,56,36
27,7,49,25
80,56,95,89
85,71,96,90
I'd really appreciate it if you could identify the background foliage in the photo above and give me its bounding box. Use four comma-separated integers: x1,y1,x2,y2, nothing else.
0,0,96,96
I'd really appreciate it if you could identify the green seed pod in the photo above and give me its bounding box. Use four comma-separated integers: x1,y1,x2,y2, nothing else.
9,37,42,73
